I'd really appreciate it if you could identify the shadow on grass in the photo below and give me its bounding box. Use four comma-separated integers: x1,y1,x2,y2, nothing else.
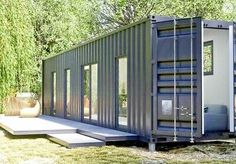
107,139,236,153
106,140,195,151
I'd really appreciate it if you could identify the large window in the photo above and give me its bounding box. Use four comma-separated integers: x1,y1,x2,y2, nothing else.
83,64,98,121
117,57,128,127
65,69,71,117
52,72,56,115
204,41,213,75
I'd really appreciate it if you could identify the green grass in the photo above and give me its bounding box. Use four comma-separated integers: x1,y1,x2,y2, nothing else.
0,128,236,164
0,130,143,163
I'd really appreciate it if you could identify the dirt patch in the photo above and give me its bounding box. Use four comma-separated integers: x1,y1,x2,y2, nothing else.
128,141,236,163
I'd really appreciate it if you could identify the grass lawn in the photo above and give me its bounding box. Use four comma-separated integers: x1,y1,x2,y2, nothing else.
0,128,236,164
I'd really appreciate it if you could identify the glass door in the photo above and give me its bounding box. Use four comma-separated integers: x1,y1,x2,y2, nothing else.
116,57,128,128
65,69,71,118
51,72,56,116
82,64,98,123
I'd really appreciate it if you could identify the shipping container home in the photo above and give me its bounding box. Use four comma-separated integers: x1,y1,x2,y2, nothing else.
42,16,236,148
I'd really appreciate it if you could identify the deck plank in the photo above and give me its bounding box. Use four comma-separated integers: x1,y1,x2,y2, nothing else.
0,115,137,141
0,116,77,135
48,133,105,148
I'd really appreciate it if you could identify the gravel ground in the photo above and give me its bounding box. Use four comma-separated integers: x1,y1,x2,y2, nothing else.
126,140,236,163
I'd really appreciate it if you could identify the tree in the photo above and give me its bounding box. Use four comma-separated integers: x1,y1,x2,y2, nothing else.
0,0,36,112
157,0,224,18
33,0,99,59
31,0,100,96
94,0,157,29
0,0,100,112
93,0,225,31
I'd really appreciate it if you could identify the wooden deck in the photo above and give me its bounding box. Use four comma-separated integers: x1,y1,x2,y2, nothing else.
48,133,105,148
0,116,77,135
0,115,138,147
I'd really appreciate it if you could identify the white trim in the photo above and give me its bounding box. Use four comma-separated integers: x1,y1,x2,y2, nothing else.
201,21,205,135
229,25,234,132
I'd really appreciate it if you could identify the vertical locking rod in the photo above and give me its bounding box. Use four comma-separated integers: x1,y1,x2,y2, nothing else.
173,18,177,142
190,17,194,143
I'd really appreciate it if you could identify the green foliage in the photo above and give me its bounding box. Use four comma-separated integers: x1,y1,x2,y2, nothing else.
156,0,224,18
204,42,213,74
93,0,236,30
33,0,99,58
83,68,90,97
0,0,99,113
93,0,157,29
119,84,127,107
119,83,127,117
0,0,36,112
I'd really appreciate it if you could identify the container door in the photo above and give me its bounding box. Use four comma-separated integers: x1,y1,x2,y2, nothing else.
152,17,203,141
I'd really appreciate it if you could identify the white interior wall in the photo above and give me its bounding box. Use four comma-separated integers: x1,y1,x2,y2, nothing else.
203,29,230,113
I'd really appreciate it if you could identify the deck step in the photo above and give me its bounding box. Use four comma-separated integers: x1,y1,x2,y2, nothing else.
0,116,77,135
47,133,105,148
0,115,138,142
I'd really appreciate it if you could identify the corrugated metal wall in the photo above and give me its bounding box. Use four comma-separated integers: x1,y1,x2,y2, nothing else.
43,18,153,137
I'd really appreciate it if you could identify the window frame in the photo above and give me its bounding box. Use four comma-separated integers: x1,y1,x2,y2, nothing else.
115,56,128,129
203,40,214,75
51,71,56,116
64,69,71,118
81,63,98,123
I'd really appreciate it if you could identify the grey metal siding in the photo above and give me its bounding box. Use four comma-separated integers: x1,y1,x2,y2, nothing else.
43,19,153,137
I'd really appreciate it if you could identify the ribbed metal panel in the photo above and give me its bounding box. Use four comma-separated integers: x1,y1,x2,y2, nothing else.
43,17,156,138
